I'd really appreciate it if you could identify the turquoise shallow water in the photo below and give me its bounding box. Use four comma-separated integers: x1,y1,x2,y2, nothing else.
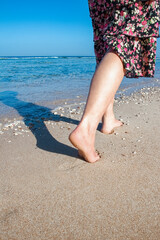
0,56,160,118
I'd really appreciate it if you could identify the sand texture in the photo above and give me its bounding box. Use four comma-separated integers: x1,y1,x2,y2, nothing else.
0,87,160,240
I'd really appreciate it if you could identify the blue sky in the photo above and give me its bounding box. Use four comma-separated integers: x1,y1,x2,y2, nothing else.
0,0,160,57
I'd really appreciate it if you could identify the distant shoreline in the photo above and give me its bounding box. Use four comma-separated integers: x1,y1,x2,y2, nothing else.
0,56,159,61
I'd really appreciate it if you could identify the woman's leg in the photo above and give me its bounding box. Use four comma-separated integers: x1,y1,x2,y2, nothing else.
69,51,125,163
101,97,124,134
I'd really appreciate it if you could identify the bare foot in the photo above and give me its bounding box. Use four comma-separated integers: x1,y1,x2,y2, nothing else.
69,124,100,163
101,116,124,134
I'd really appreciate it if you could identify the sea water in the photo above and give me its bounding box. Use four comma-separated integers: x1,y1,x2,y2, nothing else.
0,56,160,118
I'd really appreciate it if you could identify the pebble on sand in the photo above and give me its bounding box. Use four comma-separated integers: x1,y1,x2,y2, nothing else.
132,151,137,155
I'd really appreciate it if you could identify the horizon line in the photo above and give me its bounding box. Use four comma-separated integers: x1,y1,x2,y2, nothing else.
0,55,160,59
0,55,95,57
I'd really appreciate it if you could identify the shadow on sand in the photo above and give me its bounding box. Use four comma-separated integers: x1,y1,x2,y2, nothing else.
0,91,83,159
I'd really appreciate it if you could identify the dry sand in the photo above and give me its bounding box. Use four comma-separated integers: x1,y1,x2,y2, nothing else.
0,87,160,240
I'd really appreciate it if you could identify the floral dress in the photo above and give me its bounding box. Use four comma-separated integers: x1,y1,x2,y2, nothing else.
88,0,160,78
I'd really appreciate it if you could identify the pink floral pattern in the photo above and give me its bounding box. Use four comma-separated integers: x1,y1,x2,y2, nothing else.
88,0,160,78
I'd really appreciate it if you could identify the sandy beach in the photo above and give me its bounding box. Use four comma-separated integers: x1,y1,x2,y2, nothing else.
0,86,160,240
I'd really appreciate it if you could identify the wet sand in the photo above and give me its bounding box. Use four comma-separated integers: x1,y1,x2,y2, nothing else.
0,87,160,240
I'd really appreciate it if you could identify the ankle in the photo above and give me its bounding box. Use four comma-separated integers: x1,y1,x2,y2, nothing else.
103,113,115,121
79,116,97,135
